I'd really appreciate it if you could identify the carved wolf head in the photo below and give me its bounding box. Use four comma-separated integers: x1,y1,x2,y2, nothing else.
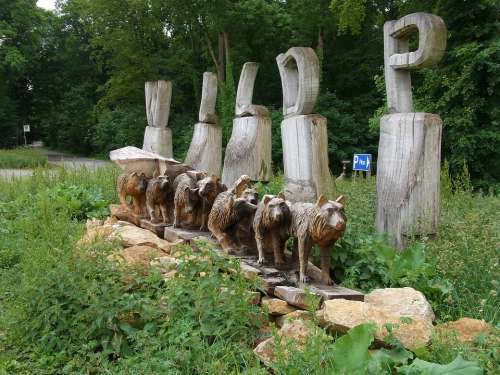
262,192,290,224
240,187,258,205
130,172,148,193
310,195,347,243
197,175,227,203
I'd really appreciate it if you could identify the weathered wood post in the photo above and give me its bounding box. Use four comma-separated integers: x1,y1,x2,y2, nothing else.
222,62,272,186
376,13,447,249
276,47,331,202
185,72,222,176
143,80,173,157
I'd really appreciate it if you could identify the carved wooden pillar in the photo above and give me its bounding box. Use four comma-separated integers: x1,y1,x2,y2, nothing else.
376,13,447,249
276,47,331,203
143,80,173,158
185,72,222,176
222,62,272,186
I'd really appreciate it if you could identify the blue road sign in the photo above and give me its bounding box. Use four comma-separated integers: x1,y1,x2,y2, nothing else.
353,154,372,172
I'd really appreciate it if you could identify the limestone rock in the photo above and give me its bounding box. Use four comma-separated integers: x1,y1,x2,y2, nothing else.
150,256,179,272
240,263,261,280
111,223,176,252
365,287,435,322
275,310,312,328
254,319,314,366
435,318,492,343
261,297,297,316
79,221,115,245
107,245,166,267
274,286,310,309
318,299,433,351
86,218,104,231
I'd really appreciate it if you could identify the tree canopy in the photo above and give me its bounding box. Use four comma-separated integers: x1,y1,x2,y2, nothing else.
0,0,498,189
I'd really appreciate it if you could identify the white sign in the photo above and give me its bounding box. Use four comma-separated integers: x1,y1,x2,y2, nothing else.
23,125,30,132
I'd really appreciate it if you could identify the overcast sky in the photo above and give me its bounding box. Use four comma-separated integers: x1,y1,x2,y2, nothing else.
37,0,56,10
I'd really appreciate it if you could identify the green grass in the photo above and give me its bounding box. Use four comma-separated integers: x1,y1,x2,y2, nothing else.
0,167,498,373
0,148,48,169
334,176,499,324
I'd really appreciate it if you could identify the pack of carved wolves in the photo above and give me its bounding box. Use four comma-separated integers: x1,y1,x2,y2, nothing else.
116,170,347,285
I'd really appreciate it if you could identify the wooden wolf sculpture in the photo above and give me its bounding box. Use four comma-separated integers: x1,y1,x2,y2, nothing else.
173,171,206,228
208,175,258,252
226,186,259,251
145,174,174,223
173,171,226,229
117,171,149,215
253,192,291,266
289,195,347,285
197,175,227,230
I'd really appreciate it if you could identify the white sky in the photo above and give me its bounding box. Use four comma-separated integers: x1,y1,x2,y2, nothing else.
37,0,56,10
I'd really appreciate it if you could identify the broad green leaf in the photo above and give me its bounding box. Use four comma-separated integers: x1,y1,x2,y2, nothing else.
398,355,483,375
331,323,376,374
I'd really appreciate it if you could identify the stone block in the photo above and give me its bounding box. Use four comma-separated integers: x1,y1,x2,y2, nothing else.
274,286,311,309
163,226,212,243
139,219,168,238
261,297,297,316
258,276,288,295
310,284,364,302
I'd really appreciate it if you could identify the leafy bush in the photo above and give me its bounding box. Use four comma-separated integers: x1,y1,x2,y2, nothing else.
46,183,110,220
333,237,453,310
0,148,48,169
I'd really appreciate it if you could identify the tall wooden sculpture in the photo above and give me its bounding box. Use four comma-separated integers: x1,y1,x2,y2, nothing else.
276,47,331,202
143,80,173,158
222,62,272,186
376,13,447,249
185,72,222,176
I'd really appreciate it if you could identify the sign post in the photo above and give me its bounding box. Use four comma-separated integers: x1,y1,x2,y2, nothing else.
23,124,30,146
353,153,372,178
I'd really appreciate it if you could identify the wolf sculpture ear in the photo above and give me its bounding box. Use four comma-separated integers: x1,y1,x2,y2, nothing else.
234,175,251,197
262,195,273,205
335,195,346,205
276,191,286,200
316,194,329,207
186,170,199,180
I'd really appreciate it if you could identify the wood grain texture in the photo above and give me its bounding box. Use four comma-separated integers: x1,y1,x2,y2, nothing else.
384,13,447,113
198,72,218,124
142,126,173,158
276,47,320,118
145,80,172,127
376,113,442,249
234,62,269,117
281,115,331,202
221,116,272,186
184,122,222,176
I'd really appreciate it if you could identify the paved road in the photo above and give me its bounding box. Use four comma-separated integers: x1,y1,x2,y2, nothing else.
44,149,110,170
0,149,111,180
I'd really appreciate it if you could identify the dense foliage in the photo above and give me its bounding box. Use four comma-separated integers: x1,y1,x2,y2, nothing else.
0,0,498,187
